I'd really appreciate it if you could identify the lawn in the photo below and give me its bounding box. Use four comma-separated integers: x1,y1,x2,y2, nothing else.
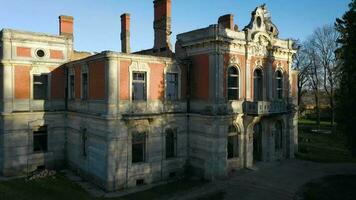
296,119,356,163
298,175,356,200
0,173,207,200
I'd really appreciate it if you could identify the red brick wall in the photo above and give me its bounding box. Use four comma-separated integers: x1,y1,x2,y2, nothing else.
50,67,65,99
191,54,209,101
149,63,165,100
14,66,30,99
89,60,105,100
16,47,31,57
119,60,131,100
50,50,64,59
154,0,171,20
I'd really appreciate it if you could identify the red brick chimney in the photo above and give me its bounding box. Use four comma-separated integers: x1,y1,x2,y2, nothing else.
59,15,74,37
153,0,172,53
218,14,234,30
121,13,131,53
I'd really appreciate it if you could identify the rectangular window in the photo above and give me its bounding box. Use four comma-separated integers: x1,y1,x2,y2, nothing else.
132,72,146,101
82,128,87,157
227,135,238,159
33,126,48,152
166,73,178,101
69,75,75,99
33,74,48,100
82,73,88,100
165,128,177,159
132,131,146,163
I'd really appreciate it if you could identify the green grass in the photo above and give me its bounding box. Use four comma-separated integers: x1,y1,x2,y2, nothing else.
299,175,356,200
296,119,356,163
0,173,207,200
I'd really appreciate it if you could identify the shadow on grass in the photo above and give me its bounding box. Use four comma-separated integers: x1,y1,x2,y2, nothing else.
0,173,208,200
295,175,356,200
296,119,356,163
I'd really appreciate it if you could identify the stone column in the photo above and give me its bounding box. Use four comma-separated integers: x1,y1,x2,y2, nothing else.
106,56,118,116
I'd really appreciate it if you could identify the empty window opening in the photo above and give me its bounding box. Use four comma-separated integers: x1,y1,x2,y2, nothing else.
132,131,146,163
82,73,88,100
169,172,176,178
165,128,177,159
253,69,263,101
136,179,145,186
69,74,75,99
33,74,48,100
227,125,239,159
33,125,48,153
275,121,283,150
82,128,88,157
36,49,45,58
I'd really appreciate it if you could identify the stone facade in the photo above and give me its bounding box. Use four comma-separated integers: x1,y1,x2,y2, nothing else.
0,1,298,192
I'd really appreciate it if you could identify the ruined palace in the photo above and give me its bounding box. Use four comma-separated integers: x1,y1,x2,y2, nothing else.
0,1,298,191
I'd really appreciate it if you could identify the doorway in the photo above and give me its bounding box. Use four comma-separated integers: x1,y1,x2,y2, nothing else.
253,123,262,162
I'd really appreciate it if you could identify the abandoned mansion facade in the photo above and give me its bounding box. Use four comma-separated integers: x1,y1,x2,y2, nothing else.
0,1,298,191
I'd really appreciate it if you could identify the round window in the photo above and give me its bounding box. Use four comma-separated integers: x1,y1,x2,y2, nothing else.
256,16,262,28
36,49,45,58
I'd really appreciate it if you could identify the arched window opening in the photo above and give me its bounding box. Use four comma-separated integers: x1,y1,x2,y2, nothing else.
228,67,239,100
275,121,283,150
276,70,283,99
254,69,263,101
227,124,239,159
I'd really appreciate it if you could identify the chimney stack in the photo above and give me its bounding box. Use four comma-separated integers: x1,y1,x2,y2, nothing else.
59,15,74,37
153,0,172,53
218,14,234,30
121,13,131,53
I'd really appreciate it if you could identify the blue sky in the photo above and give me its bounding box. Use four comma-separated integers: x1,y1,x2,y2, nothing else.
0,0,350,52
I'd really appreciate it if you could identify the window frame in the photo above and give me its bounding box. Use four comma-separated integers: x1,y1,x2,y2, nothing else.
165,73,179,101
129,62,151,102
275,70,283,100
164,63,181,101
253,68,263,101
227,66,240,101
132,71,147,101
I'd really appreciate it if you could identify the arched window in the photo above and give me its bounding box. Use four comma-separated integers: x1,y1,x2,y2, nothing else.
227,67,239,100
275,121,283,150
254,68,263,101
227,124,239,159
276,70,283,99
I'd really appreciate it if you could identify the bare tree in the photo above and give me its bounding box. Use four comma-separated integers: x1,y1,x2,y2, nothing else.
310,25,339,127
293,40,312,109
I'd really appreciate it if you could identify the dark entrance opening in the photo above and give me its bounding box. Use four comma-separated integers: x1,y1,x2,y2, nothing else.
253,123,262,162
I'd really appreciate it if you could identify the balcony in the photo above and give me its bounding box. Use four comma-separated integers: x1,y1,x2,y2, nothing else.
243,101,288,115
120,100,187,117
